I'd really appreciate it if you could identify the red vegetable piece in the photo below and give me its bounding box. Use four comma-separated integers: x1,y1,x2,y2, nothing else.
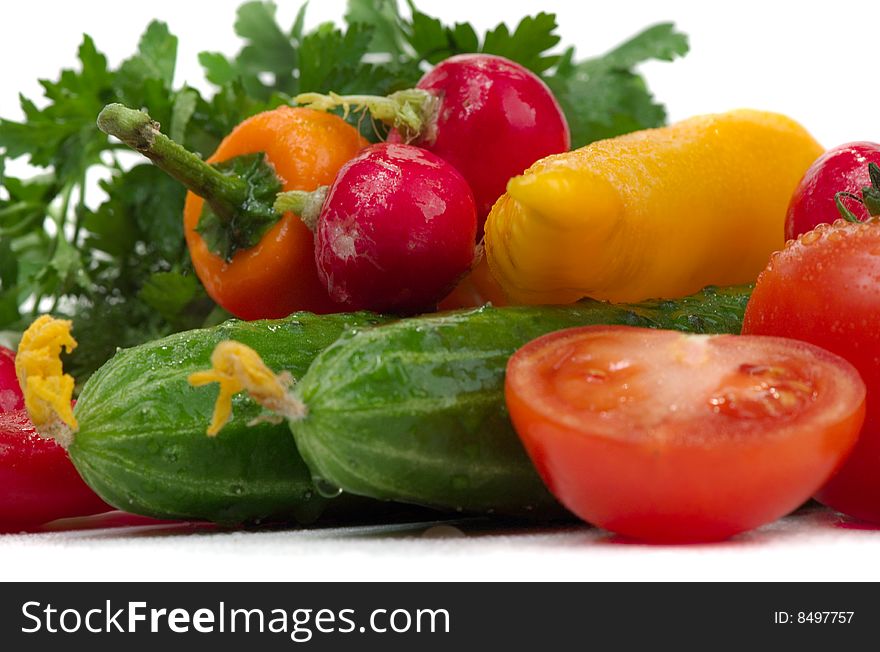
0,346,24,413
743,220,880,523
785,142,880,240
313,143,478,314
0,408,110,530
390,54,570,226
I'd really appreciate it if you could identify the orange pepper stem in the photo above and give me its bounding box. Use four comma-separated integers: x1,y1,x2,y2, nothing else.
294,89,437,141
273,186,328,231
97,103,250,225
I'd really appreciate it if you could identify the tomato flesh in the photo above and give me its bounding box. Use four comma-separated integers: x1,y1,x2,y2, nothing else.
505,327,865,543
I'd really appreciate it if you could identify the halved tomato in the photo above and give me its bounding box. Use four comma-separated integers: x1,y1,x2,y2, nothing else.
505,326,866,543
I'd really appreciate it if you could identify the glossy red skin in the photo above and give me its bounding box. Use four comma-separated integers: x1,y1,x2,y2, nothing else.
0,346,23,413
314,143,477,313
0,409,110,530
742,220,880,522
785,142,880,240
390,53,570,227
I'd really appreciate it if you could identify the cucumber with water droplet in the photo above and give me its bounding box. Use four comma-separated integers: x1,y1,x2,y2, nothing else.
70,311,389,525
290,286,751,516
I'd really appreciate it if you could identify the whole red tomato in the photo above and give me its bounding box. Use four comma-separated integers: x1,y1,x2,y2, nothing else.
785,142,880,240
743,220,880,522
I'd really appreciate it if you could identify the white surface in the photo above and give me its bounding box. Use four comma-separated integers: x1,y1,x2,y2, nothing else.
2,504,879,581
3,0,880,581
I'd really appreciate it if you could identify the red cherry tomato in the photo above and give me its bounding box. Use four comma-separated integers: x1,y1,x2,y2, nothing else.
0,346,24,413
0,408,110,530
743,220,880,523
505,326,865,543
785,142,880,240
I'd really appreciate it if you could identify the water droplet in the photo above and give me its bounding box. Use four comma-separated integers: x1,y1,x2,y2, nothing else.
421,525,465,539
800,230,822,246
231,484,244,496
313,477,343,498
301,490,314,501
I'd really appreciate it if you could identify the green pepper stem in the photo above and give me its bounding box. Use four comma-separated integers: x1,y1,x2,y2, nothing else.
294,89,438,141
97,103,248,223
274,186,329,232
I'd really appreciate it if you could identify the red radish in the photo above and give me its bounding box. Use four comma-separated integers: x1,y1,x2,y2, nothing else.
785,141,880,239
0,346,24,413
275,143,477,314
296,53,570,228
0,408,110,530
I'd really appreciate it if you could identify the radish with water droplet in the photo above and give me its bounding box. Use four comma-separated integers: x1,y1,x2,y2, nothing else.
786,142,880,239
297,53,570,228
276,143,478,313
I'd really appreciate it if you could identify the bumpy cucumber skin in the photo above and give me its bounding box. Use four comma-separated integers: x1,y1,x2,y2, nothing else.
72,312,387,525
293,286,752,517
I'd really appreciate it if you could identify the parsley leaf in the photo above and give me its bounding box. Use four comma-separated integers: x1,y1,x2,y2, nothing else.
582,22,689,72
298,22,375,93
547,23,689,147
346,0,407,58
481,13,561,73
139,271,201,323
0,35,111,178
117,21,178,90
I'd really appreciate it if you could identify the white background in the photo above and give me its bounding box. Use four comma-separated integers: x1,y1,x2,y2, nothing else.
2,0,880,581
3,0,878,150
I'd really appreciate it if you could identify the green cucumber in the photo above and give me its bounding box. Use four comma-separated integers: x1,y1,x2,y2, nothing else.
291,286,752,517
71,311,388,525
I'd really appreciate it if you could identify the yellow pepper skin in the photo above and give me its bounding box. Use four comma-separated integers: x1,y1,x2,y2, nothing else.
484,109,824,305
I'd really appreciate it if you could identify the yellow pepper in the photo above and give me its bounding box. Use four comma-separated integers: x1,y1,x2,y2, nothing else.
484,109,823,305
